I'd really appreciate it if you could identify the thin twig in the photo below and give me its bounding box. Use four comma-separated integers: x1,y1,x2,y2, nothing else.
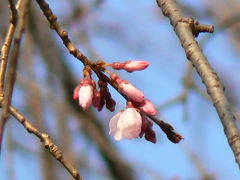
8,0,18,25
0,101,83,180
0,0,22,152
35,0,182,143
156,0,240,167
1,0,30,122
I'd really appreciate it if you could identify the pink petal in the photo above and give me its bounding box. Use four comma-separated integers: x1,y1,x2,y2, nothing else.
73,84,81,100
124,60,149,72
79,85,93,110
121,82,144,103
117,108,142,139
139,99,157,116
109,111,122,136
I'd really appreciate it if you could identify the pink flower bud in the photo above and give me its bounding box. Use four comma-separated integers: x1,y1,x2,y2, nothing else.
123,60,149,72
74,77,95,110
73,84,81,100
109,108,142,140
92,90,101,108
108,72,145,102
139,99,157,116
78,85,93,110
120,82,144,103
139,114,156,143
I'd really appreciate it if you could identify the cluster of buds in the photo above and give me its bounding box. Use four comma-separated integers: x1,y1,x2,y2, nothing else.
73,60,158,143
73,66,116,112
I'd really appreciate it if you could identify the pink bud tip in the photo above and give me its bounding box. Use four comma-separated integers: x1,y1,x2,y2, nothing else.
123,60,149,72
139,99,157,116
78,85,93,110
120,82,144,103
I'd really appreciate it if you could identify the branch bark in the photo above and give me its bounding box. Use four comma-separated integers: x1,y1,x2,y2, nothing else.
156,0,240,167
0,101,83,180
0,0,22,151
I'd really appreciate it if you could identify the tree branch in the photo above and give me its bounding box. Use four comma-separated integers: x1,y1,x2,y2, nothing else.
0,101,83,180
0,0,21,152
156,0,240,167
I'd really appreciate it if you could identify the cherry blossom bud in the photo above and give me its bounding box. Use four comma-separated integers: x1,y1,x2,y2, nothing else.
120,82,144,103
123,60,149,72
144,128,156,144
139,114,156,143
109,108,142,140
74,77,95,110
139,114,149,138
139,99,157,116
73,84,81,100
92,90,101,108
106,98,116,112
97,97,105,112
79,85,93,110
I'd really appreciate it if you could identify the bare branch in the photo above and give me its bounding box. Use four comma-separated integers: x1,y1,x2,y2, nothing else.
0,101,83,180
156,0,240,167
8,0,18,25
0,0,22,152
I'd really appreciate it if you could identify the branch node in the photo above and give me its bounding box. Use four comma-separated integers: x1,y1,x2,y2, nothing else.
179,18,214,37
41,133,63,160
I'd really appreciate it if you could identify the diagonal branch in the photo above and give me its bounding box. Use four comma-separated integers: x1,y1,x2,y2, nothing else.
0,0,22,152
35,0,182,143
1,0,30,123
156,0,240,167
0,100,83,180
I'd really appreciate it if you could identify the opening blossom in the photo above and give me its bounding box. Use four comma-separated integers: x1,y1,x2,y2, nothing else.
109,108,142,140
109,106,157,143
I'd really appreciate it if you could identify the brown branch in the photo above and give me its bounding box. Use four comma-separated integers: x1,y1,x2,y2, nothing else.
35,0,182,143
0,0,20,97
0,101,83,180
8,0,18,25
0,0,22,152
156,0,240,167
149,116,183,143
1,0,30,121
